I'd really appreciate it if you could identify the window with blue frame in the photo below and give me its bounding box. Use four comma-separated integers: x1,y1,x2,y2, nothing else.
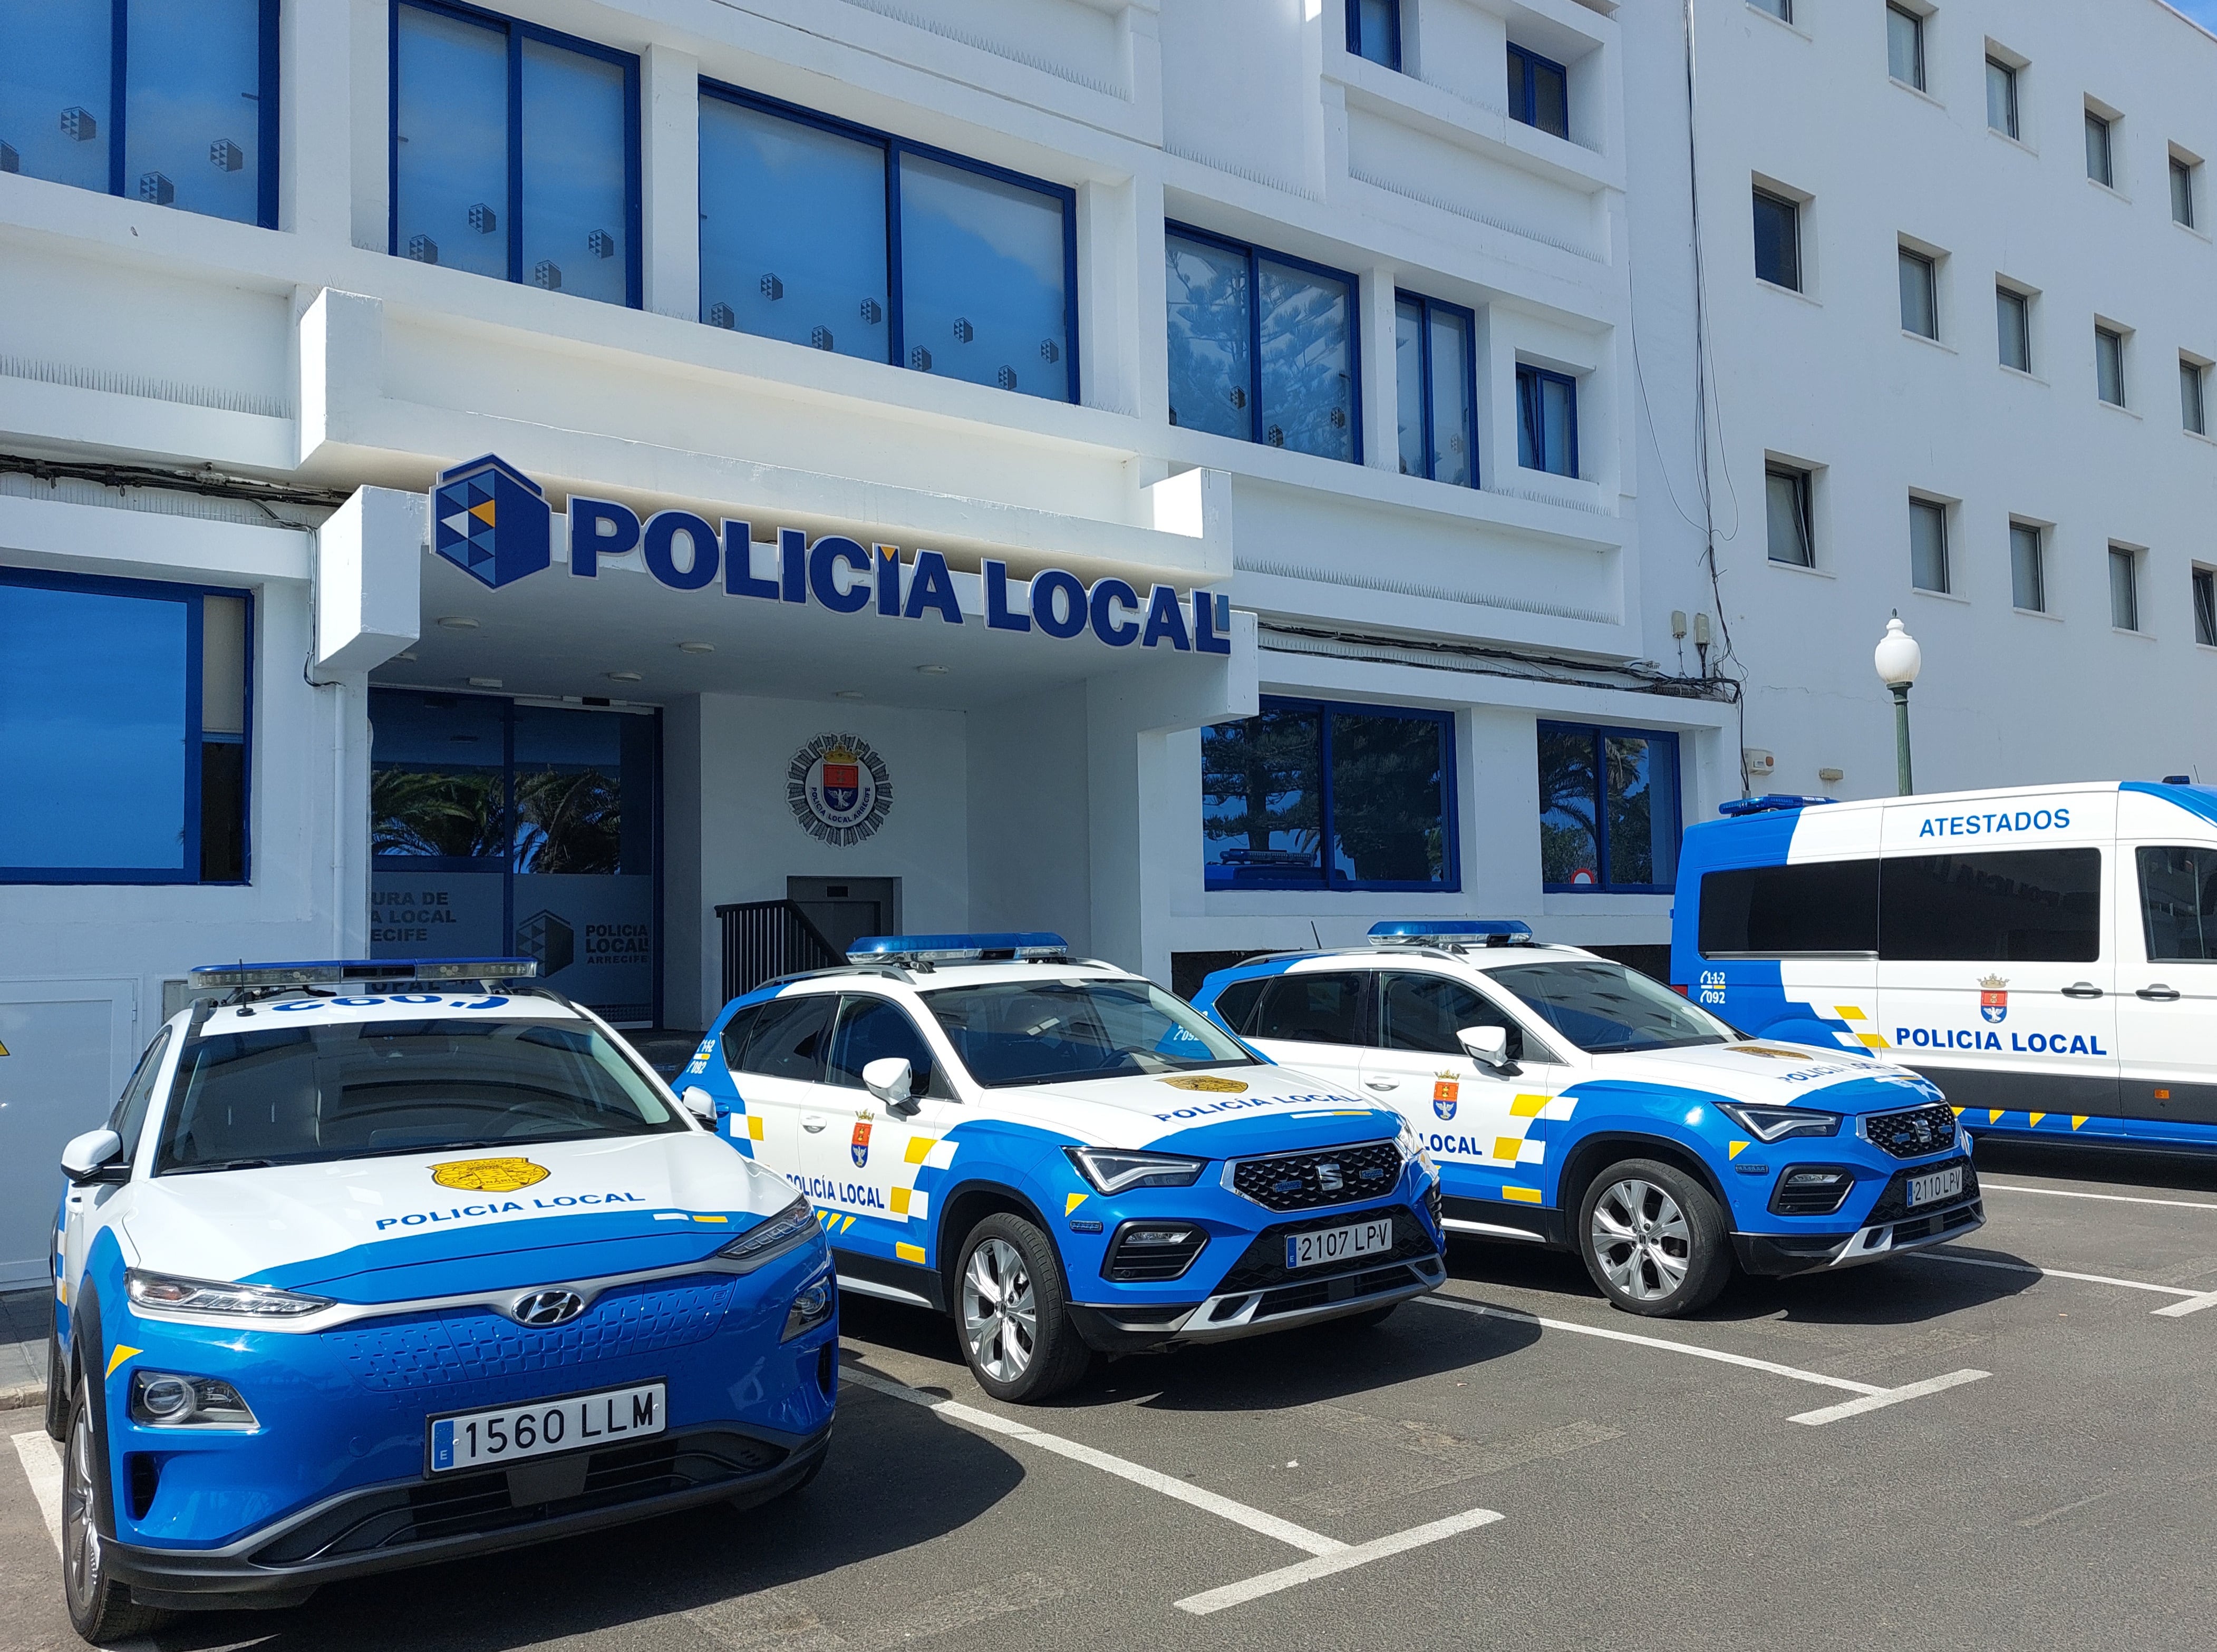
1394,291,1476,487
1347,0,1401,70
1203,698,1456,891
1538,723,1680,892
1516,363,1579,477
1167,226,1359,463
698,84,1077,403
1506,42,1570,140
391,1,640,307
0,0,278,226
0,568,249,884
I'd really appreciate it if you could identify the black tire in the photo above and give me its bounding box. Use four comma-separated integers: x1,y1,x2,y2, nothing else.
44,1325,68,1443
951,1213,1093,1404
1575,1158,1733,1318
62,1387,172,1645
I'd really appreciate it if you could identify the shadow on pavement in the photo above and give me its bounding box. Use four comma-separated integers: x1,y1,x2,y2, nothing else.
1972,1138,2217,1198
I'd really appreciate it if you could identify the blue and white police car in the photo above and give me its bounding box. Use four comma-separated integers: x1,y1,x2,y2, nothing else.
46,959,835,1643
682,933,1445,1403
1192,923,1984,1318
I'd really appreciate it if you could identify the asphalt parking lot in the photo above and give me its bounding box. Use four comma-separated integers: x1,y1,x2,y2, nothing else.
8,1138,2217,1652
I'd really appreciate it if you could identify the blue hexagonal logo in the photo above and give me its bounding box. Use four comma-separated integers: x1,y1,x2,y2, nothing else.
433,453,551,589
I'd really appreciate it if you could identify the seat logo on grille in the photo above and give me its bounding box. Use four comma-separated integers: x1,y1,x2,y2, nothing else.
1316,1162,1343,1193
510,1289,585,1327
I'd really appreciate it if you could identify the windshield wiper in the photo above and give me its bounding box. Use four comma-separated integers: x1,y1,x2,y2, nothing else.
166,1158,275,1175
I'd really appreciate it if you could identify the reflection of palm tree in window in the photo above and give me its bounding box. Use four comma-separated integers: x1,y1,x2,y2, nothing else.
1604,738,1654,886
1202,711,1319,866
514,766,622,873
1538,730,1599,884
1330,715,1442,883
371,767,505,858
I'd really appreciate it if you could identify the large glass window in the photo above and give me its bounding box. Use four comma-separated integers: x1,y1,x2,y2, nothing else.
0,570,249,884
1167,226,1359,463
1394,291,1476,487
1538,722,1681,893
0,0,276,225
2140,846,2217,963
1506,43,1570,140
1879,849,2103,963
391,2,640,307
698,85,1074,402
370,690,659,1024
1698,860,1880,957
1346,0,1401,71
1202,697,1455,891
1516,364,1579,477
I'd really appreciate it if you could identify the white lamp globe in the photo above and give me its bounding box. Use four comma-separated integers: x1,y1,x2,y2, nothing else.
1874,613,1922,687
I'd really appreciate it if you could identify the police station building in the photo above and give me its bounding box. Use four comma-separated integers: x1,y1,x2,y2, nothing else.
0,0,1745,1286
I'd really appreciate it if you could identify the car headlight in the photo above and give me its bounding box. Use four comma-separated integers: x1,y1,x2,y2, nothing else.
1716,1101,1842,1142
1063,1145,1208,1194
782,1271,836,1341
717,1196,819,1272
129,1371,258,1429
1396,1120,1436,1177
126,1270,332,1318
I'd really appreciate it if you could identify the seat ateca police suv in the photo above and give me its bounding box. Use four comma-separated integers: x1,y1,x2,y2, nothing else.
46,960,836,1644
682,934,1445,1403
1673,782,2217,1153
1193,924,1983,1318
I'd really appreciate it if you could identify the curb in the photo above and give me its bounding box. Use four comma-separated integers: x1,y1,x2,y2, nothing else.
0,1380,44,1413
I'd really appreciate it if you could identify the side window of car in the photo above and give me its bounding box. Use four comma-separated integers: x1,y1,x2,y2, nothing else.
826,996,948,1097
107,1027,173,1156
736,995,836,1083
1249,971,1371,1046
1210,977,1269,1033
718,1003,766,1074
1379,972,1525,1062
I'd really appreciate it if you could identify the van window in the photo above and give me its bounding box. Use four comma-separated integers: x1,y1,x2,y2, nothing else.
1698,860,1879,956
1879,848,2103,963
2139,846,2217,962
1248,972,1371,1045
1379,972,1525,1061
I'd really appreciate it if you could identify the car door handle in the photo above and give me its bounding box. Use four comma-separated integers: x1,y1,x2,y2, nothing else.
801,1115,827,1133
2061,983,2104,999
1364,1079,1399,1092
2136,985,2182,1002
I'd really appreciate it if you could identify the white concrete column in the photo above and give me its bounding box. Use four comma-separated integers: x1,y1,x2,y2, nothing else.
642,44,701,323
1361,261,1399,473
1079,177,1141,420
282,0,354,244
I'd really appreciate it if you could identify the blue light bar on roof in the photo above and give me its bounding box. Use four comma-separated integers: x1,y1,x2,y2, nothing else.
187,958,539,989
845,932,1070,964
1716,794,1839,817
1366,920,1533,948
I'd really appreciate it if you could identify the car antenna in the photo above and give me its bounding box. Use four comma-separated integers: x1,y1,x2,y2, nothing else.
1310,921,1323,949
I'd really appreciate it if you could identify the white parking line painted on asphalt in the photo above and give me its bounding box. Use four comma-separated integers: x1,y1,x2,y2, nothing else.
840,1364,1503,1614
10,1431,62,1557
1173,1507,1506,1616
1982,1182,2217,1213
1787,1368,1991,1426
1906,1249,2217,1315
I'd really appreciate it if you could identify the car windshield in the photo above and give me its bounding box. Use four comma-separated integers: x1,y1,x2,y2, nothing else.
922,978,1254,1088
154,1018,685,1173
1486,961,1738,1054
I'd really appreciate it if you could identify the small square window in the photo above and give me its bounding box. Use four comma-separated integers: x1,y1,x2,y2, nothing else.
1516,364,1579,478
1347,0,1400,71
2096,325,2126,406
2086,110,2115,187
2110,546,2141,630
1752,187,1801,290
1749,0,1791,17
1765,463,1814,566
1899,246,1938,339
1909,497,1949,593
1986,56,2020,139
2173,155,2199,227
2193,566,2217,646
1507,44,1571,140
1887,5,1925,91
2010,521,2046,612
1997,285,2031,372
2183,357,2208,435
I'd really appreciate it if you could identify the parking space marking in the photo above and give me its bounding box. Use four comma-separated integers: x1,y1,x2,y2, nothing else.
1906,1249,2217,1315
1981,1182,2217,1214
1418,1296,1988,1424
840,1364,1503,1614
9,1431,62,1557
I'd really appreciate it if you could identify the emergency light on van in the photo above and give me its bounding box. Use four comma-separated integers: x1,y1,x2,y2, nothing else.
1715,795,1838,817
186,958,540,989
1366,920,1534,948
844,932,1070,965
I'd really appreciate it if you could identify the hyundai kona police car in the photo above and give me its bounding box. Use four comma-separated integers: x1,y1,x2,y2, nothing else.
45,960,836,1643
683,934,1445,1403
1193,923,1984,1318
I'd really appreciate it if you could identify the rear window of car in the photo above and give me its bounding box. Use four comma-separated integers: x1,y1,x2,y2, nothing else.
1247,971,1370,1046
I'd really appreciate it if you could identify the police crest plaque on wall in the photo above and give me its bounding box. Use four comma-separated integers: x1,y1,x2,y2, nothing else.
789,734,893,846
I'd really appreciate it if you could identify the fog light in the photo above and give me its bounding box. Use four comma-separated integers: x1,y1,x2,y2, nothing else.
137,1376,192,1421
129,1371,257,1429
1122,1227,1195,1248
783,1274,835,1342
1770,1164,1856,1217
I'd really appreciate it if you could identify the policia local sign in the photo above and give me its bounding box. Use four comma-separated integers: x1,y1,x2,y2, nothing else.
431,454,1233,654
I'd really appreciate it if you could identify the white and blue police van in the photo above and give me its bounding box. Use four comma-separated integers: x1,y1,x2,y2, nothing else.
46,959,836,1643
1672,781,2217,1153
683,933,1445,1403
1191,922,1982,1317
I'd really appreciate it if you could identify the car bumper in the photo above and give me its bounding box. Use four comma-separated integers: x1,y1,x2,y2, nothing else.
1734,1194,1986,1277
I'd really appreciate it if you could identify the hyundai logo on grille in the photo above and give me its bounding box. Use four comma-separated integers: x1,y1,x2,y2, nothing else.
510,1289,585,1327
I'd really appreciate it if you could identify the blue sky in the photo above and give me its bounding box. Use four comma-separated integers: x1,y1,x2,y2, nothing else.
2168,0,2217,32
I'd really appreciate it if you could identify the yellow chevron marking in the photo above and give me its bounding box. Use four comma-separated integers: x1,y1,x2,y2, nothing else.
889,1188,911,1216
0,1037,10,1055
1728,1140,1749,1160
1065,1192,1088,1216
840,1214,856,1232
1834,1005,1869,1022
2029,1112,2046,1128
746,1115,764,1142
1857,1033,1890,1049
1509,1094,1551,1117
105,1344,140,1378
895,1241,925,1262
817,1210,834,1226
1988,1110,2005,1124
1494,1136,1524,1162
1950,1107,1964,1117
2071,1115,2088,1131
1503,1185,1543,1204
905,1137,937,1165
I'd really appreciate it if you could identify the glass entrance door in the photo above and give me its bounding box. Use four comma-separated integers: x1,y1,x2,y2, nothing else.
370,690,659,1024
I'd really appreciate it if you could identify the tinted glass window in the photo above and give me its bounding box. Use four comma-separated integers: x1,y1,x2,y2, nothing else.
1753,189,1799,289
827,995,941,1097
1879,849,2103,963
519,37,632,307
718,1003,766,1074
2139,846,2217,963
1699,860,1879,956
1210,977,1269,1033
899,153,1070,401
1379,973,1524,1061
108,1027,173,1155
1492,961,1736,1054
1165,231,1252,441
1331,709,1449,885
1258,256,1356,462
1250,972,1370,1046
923,980,1250,1088
737,994,836,1082
124,0,265,225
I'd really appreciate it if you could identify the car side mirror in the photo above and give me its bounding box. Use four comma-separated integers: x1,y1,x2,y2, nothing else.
680,1086,717,1125
1456,1025,1514,1071
61,1129,128,1186
863,1057,919,1113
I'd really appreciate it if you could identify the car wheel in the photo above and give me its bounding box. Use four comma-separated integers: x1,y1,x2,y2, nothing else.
44,1325,68,1443
1576,1159,1732,1318
954,1213,1092,1404
62,1387,171,1645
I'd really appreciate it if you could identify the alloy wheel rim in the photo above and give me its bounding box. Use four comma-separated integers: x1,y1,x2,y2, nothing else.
1590,1178,1692,1302
63,1410,97,1607
961,1238,1038,1382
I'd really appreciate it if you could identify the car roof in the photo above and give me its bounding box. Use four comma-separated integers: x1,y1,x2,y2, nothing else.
744,960,1141,999
1215,942,1601,982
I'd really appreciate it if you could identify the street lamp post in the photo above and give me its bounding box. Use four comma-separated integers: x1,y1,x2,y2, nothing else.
1873,612,1922,796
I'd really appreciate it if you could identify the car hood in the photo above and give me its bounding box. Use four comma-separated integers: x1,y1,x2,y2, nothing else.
120,1132,799,1302
977,1066,1404,1157
1582,1040,1942,1112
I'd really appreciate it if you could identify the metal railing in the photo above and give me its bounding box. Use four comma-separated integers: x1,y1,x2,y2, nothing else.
715,900,843,1003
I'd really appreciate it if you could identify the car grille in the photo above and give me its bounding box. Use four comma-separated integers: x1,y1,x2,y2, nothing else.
1864,1157,1979,1225
1228,1141,1404,1212
325,1276,735,1402
1211,1208,1439,1296
1864,1103,1958,1160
